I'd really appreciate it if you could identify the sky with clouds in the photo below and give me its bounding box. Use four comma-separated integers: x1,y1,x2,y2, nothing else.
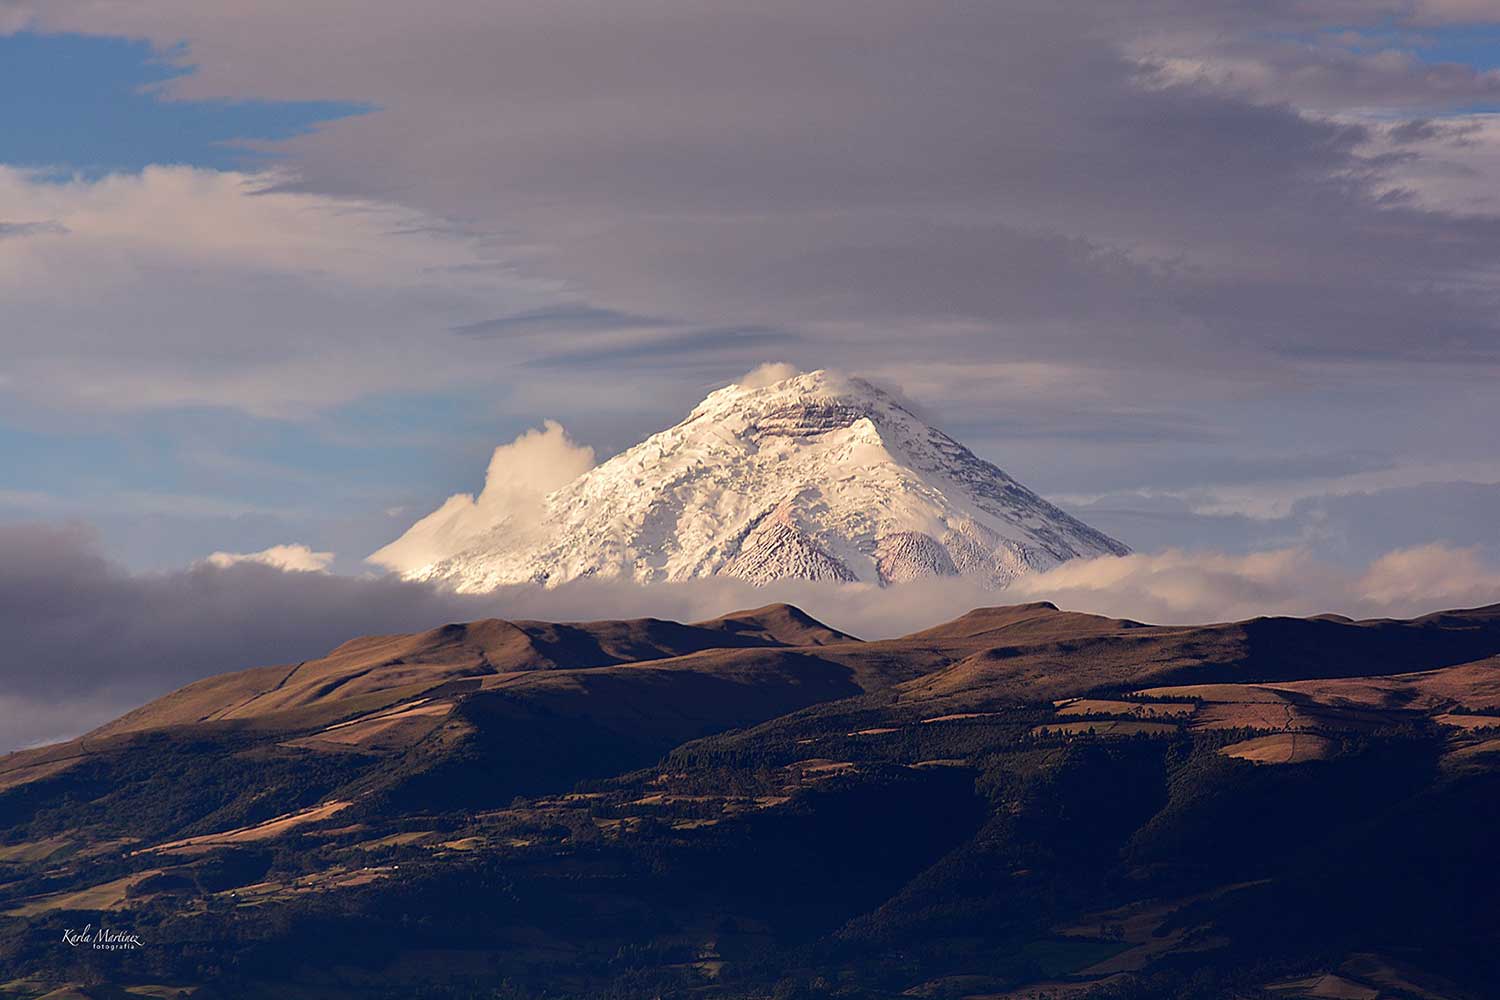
2,1,1500,744
2,1,1499,573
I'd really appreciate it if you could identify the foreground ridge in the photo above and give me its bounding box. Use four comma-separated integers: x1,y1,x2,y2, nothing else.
5,602,1500,998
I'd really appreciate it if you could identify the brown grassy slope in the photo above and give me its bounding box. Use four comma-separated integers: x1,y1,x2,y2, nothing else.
475,647,869,743
690,602,858,645
881,602,1500,711
1268,654,1500,712
274,646,876,755
87,599,1500,744
1124,654,1500,735
0,730,144,793
90,604,860,738
0,605,872,797
899,601,1149,641
14,601,1500,794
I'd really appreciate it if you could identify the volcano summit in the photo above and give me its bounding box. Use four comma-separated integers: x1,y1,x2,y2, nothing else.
372,369,1127,591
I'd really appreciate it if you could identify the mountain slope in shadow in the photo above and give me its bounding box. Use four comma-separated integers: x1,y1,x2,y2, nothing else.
3,600,1500,999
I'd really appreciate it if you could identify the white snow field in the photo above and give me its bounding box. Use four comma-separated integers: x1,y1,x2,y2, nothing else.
372,369,1128,591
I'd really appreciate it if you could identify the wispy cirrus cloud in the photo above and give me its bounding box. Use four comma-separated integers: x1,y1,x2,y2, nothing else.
0,164,576,418
10,1,1500,378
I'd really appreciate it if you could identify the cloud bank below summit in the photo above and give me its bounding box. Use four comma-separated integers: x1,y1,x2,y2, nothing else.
367,420,596,577
206,543,336,574
4,523,1497,751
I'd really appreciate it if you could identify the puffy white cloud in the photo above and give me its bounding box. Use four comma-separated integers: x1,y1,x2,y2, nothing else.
737,362,801,389
1006,548,1341,623
1358,543,1500,607
1008,543,1500,624
367,420,596,576
205,543,336,573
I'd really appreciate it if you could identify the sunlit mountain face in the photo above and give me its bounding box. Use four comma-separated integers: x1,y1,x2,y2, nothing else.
373,370,1128,591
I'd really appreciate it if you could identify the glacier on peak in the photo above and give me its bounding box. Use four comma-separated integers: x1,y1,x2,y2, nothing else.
370,368,1128,592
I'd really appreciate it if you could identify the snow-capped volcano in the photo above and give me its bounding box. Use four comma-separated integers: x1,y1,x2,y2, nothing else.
372,369,1128,591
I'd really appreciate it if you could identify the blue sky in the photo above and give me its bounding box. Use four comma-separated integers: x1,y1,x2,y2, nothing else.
0,390,533,572
1342,22,1500,71
0,32,365,173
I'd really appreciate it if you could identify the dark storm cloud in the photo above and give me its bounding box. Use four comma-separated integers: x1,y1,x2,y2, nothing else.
0,523,486,704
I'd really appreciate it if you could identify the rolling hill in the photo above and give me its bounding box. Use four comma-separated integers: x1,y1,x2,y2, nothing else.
2,601,1500,999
